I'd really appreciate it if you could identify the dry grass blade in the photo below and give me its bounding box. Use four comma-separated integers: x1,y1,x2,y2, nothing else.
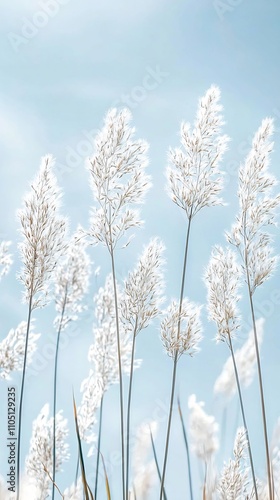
99,450,111,500
72,393,94,500
150,428,168,500
42,464,64,498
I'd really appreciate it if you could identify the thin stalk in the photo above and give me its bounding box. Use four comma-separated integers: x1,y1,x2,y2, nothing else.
125,323,138,500
16,295,33,500
94,394,104,499
160,217,192,499
247,286,272,499
75,454,79,485
109,245,126,500
243,211,272,498
228,335,258,499
52,289,68,500
150,429,168,500
177,397,194,500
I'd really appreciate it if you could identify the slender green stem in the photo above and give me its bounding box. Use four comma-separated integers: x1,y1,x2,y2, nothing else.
52,289,67,500
150,429,168,500
94,394,104,499
177,397,194,500
247,286,272,499
125,324,138,500
16,295,33,500
160,217,192,499
228,335,258,499
109,246,126,500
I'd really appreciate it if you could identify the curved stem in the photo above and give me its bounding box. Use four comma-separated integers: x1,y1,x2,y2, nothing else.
228,335,258,499
110,247,126,500
177,397,194,500
125,325,137,500
94,394,104,499
150,429,168,500
247,287,272,499
16,295,33,500
242,212,272,498
160,217,192,499
52,290,67,500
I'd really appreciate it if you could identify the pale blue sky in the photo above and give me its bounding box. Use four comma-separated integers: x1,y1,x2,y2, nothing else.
1,0,280,498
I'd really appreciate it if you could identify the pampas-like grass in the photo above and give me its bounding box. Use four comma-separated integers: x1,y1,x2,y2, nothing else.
1,91,280,500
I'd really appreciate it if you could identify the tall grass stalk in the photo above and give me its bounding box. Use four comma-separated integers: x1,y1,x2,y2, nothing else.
228,334,258,499
160,218,192,499
227,118,280,498
16,296,33,500
245,258,272,499
52,289,68,500
177,396,194,500
16,156,67,499
94,394,104,499
126,323,138,500
109,243,126,500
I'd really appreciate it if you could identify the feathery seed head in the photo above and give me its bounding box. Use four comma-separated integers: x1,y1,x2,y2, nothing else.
167,86,229,219
18,155,67,309
54,228,91,331
89,274,140,392
78,370,104,443
227,118,280,293
161,298,202,359
121,238,165,334
86,108,151,249
218,427,249,499
77,369,103,444
25,403,69,499
0,320,40,379
205,246,241,343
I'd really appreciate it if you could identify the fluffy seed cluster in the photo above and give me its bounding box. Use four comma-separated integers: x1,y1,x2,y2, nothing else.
77,369,103,444
205,246,241,343
161,298,202,359
0,240,12,280
89,274,139,390
214,318,264,400
188,394,219,461
78,274,140,443
54,229,91,331
25,403,69,499
166,86,229,219
18,155,67,309
227,118,280,293
218,427,249,499
87,108,151,249
121,238,165,334
0,320,40,380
